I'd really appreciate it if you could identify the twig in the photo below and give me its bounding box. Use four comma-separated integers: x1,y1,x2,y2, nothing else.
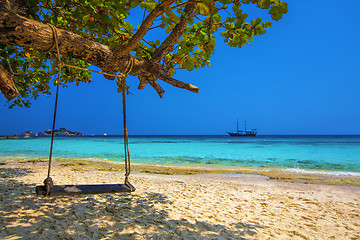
0,56,20,76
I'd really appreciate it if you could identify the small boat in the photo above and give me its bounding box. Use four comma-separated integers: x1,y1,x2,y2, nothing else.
227,120,257,137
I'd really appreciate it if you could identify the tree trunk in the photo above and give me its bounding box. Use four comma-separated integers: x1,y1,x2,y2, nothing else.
0,64,19,101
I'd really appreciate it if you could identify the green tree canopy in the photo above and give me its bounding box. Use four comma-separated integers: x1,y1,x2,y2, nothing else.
0,0,287,108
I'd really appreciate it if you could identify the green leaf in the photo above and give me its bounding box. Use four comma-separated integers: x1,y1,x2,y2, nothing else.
82,15,90,21
197,3,210,15
169,68,175,76
264,21,272,28
140,1,157,11
262,0,271,9
213,14,221,22
225,17,236,23
219,0,232,4
235,19,243,29
124,21,134,31
165,7,180,24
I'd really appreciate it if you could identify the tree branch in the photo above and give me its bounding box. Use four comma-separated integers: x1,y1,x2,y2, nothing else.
114,0,175,56
159,75,199,93
0,7,199,99
152,2,196,62
0,64,19,101
146,74,165,98
138,75,148,90
148,65,199,93
1,0,27,15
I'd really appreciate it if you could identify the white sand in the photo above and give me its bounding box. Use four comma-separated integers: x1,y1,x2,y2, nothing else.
1,163,360,239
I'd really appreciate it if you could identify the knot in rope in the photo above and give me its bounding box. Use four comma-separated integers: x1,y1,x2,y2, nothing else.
116,56,134,88
43,177,53,196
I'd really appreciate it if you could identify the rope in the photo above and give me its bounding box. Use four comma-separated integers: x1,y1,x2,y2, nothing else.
43,24,135,195
122,85,130,182
44,24,61,196
119,56,133,189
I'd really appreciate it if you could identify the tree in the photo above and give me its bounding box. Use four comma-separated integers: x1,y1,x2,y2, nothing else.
0,0,287,108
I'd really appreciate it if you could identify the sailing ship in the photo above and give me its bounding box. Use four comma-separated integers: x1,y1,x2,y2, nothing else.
227,120,257,137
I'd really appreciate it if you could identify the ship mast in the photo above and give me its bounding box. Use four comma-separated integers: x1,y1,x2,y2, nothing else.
237,119,239,132
245,120,247,132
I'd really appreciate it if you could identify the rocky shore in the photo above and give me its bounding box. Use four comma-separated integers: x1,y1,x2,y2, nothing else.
0,128,83,139
0,134,19,139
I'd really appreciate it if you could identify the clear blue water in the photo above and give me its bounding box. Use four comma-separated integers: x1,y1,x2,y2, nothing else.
0,135,360,173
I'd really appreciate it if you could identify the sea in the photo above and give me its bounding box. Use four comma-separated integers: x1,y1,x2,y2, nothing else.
0,135,360,175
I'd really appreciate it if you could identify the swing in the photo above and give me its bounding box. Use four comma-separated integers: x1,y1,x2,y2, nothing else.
36,25,135,196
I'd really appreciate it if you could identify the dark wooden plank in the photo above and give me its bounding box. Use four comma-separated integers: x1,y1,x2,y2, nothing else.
36,183,135,196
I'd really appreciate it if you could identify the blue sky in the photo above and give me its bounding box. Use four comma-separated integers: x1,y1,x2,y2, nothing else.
1,0,360,135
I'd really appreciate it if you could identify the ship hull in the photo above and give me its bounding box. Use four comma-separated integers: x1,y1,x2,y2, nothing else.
227,120,258,137
227,132,257,137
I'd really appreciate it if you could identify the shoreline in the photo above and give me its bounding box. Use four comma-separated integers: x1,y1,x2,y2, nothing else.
2,157,359,186
1,159,359,239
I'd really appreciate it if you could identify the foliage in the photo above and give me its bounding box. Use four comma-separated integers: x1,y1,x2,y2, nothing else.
1,0,287,108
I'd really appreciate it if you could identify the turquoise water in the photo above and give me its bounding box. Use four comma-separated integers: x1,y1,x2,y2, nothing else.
0,135,360,173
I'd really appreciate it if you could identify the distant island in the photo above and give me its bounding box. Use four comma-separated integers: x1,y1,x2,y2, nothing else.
0,128,83,139
23,128,84,137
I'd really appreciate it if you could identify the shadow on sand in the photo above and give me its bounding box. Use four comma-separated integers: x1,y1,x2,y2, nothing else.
0,166,264,239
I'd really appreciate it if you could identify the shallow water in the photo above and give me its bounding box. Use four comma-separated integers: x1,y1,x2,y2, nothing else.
1,135,359,173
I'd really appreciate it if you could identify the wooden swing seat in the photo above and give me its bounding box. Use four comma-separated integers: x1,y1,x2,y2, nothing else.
36,183,135,196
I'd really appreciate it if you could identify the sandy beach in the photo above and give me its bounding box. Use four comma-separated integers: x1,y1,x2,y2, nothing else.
1,160,360,239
